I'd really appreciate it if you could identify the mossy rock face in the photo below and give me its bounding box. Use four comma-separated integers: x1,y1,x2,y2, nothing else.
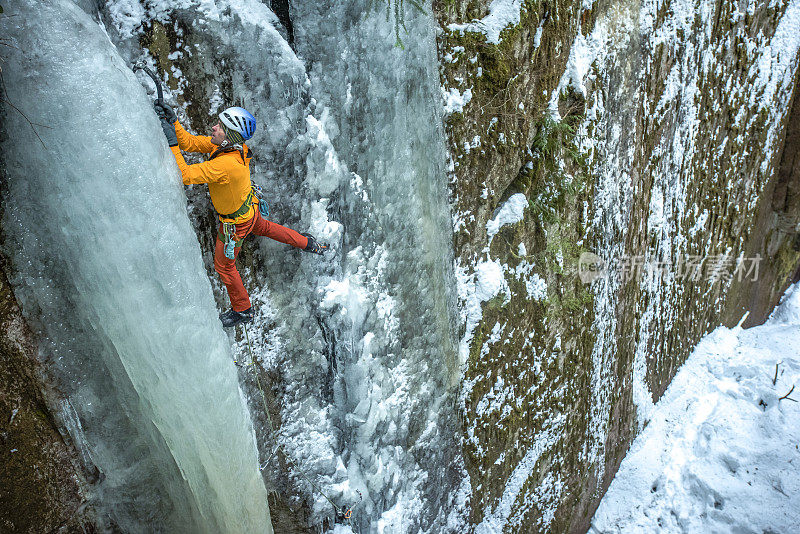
436,0,800,531
627,0,800,398
0,264,95,532
436,1,604,530
722,59,800,331
436,0,583,261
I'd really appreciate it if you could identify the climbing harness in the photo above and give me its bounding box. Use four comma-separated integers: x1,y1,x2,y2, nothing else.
217,186,266,222
220,190,255,221
216,186,270,260
239,323,361,529
217,184,269,260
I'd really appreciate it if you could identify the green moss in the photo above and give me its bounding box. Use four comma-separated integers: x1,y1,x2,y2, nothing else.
774,236,799,280
437,0,606,527
141,22,179,92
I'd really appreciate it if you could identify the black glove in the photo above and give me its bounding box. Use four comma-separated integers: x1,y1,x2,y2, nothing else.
159,118,178,147
153,100,177,123
301,233,329,255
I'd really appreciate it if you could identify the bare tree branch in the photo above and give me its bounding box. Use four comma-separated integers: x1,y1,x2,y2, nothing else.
779,385,797,402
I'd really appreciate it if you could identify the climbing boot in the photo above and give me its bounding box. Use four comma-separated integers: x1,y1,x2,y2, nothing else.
220,307,254,328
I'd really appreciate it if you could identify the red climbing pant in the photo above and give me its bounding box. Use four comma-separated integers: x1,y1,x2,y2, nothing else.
214,210,309,312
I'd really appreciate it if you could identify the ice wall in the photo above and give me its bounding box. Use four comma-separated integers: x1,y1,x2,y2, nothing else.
282,2,463,530
0,1,271,532
93,0,463,529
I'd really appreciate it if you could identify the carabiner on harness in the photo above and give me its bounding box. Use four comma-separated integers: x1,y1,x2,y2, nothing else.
253,184,269,218
223,222,237,259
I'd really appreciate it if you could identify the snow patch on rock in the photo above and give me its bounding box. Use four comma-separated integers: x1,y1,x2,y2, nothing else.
448,0,523,45
442,86,473,114
456,258,510,367
486,193,528,240
475,259,509,302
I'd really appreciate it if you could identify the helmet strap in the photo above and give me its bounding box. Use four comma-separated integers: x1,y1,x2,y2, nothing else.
220,123,245,145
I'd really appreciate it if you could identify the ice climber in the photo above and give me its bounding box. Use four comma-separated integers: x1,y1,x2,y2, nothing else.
154,101,328,328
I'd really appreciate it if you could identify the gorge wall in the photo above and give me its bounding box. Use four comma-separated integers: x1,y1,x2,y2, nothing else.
436,0,800,531
1,0,799,533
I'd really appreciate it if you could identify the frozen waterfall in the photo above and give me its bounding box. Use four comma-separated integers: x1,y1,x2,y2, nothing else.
259,2,465,530
0,0,272,532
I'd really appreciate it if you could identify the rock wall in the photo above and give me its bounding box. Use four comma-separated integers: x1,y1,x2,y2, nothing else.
435,1,602,531
725,65,800,328
436,0,800,532
0,264,95,532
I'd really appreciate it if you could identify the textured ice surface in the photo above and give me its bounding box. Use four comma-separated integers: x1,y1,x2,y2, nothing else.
285,2,464,531
0,1,271,532
102,0,466,529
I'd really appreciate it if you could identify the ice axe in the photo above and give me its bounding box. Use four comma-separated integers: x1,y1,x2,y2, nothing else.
133,63,164,103
134,62,177,146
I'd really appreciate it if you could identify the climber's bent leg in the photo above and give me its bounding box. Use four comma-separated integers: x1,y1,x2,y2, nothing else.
250,211,308,249
214,234,252,312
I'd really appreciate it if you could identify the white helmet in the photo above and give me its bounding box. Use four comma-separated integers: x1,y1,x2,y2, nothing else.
219,107,256,143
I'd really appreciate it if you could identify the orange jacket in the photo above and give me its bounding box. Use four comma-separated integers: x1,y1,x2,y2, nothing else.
169,121,257,224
